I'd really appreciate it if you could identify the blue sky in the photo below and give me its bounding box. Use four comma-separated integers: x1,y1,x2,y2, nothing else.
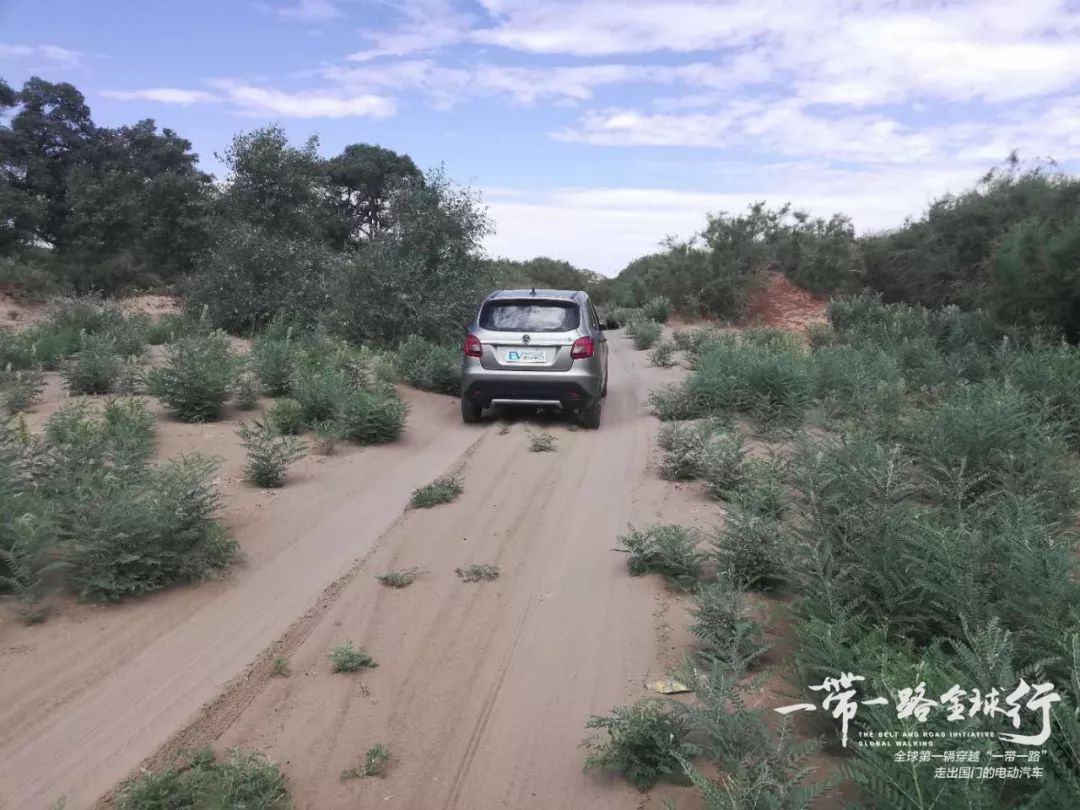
2,0,1079,275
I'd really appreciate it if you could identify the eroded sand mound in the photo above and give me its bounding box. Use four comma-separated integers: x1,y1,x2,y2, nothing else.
746,271,828,332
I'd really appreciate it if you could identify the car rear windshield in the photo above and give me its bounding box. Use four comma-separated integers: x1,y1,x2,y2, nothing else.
479,300,580,332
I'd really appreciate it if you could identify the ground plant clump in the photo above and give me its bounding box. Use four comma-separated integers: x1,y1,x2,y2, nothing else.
328,642,377,673
410,475,463,508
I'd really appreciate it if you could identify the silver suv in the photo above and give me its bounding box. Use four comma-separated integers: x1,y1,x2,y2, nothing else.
460,289,609,428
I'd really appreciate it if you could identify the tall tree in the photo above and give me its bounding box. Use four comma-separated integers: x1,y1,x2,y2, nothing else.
325,143,421,247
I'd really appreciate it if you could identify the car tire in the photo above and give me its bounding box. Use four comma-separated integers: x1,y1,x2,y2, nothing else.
601,373,608,398
461,398,483,424
580,398,602,429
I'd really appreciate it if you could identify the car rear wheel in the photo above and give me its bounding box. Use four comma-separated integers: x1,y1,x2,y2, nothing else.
580,398,602,429
461,398,483,424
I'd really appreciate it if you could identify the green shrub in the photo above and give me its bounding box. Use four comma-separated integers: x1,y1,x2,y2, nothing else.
62,333,123,395
113,358,146,396
329,641,377,673
675,661,828,810
342,744,391,780
710,511,786,589
648,340,677,367
729,456,789,520
377,567,424,588
618,524,703,590
237,420,306,488
582,699,699,791
629,319,662,350
1,365,44,414
699,432,746,498
657,420,726,480
232,367,261,410
148,331,236,422
266,398,304,435
410,475,463,508
290,367,353,425
689,574,769,669
686,335,814,426
250,328,295,396
146,313,190,345
901,381,1077,516
61,453,235,601
116,747,289,810
395,336,460,394
649,382,706,421
103,314,149,358
671,327,718,356
310,419,344,455
341,388,408,444
642,296,672,323
455,563,500,582
0,514,61,624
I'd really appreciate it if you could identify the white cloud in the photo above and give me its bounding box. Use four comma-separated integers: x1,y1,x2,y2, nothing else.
555,93,1080,166
0,43,85,68
102,81,396,119
484,162,981,275
273,0,342,22
101,88,220,105
348,0,476,61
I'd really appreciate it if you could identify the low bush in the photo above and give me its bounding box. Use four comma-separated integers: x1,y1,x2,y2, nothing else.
618,524,703,590
377,567,425,588
657,420,725,480
116,747,289,810
689,574,769,669
729,456,789,520
61,453,235,601
62,333,123,395
329,642,377,673
342,744,391,780
266,398,304,435
290,367,353,425
455,563,500,582
410,475,463,508
250,327,295,396
582,699,699,791
709,511,786,589
341,387,408,444
700,432,746,498
232,366,261,410
237,420,305,488
148,331,235,422
1,365,44,414
310,419,344,455
642,296,672,323
395,336,460,395
628,318,662,350
648,340,677,367
146,313,191,345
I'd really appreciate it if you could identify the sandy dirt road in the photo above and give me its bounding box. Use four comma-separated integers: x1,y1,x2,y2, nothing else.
0,332,712,810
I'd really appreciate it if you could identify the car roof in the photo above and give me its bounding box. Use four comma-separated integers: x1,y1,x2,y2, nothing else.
486,289,588,303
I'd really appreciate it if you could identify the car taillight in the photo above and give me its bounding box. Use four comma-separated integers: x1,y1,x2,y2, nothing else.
571,336,594,359
464,333,483,357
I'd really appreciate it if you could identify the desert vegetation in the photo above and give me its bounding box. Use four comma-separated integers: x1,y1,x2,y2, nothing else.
590,295,1080,808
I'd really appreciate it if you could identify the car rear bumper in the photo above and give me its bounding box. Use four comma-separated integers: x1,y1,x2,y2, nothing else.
461,363,601,410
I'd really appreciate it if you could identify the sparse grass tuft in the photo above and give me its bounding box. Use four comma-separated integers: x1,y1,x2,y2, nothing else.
269,657,290,677
376,567,425,588
410,475,463,508
455,564,500,582
329,641,377,673
529,431,556,452
341,744,391,780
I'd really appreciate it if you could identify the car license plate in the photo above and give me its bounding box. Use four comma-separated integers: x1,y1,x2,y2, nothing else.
503,348,548,364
